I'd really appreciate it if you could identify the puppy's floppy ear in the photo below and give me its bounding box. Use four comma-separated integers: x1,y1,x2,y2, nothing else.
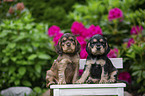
105,42,110,55
86,42,91,56
55,40,63,55
75,39,81,53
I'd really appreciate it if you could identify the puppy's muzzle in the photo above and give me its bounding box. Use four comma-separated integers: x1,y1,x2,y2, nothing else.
96,44,101,50
66,42,71,47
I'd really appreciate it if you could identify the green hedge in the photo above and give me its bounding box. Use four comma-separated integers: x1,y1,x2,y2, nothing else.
0,11,57,92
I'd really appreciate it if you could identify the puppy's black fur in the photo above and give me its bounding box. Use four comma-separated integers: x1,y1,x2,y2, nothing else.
76,34,117,84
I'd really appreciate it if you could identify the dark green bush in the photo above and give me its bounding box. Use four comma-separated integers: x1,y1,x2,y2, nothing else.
0,11,57,91
23,0,86,29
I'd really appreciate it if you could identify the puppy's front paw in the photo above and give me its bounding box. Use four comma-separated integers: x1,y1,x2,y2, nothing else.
99,79,108,84
75,79,84,84
46,81,55,88
86,79,93,84
58,80,66,85
108,78,116,83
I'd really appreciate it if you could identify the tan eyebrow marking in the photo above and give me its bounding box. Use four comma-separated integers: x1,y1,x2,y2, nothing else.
93,39,97,42
62,37,67,41
100,39,104,42
68,37,74,40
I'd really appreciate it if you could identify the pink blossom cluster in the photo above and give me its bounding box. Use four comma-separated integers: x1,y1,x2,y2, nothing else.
48,21,103,59
107,48,119,58
48,25,63,46
71,21,103,59
108,8,123,21
118,71,131,84
125,25,143,48
8,2,25,14
71,21,103,39
130,26,143,35
127,38,135,48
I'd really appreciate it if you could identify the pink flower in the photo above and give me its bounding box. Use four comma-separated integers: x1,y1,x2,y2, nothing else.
76,36,87,49
108,8,123,21
118,72,131,84
16,2,25,11
71,21,86,36
87,25,103,38
130,26,143,35
127,38,135,48
48,25,61,37
8,7,14,14
79,69,83,76
80,48,88,59
53,33,63,46
107,48,118,58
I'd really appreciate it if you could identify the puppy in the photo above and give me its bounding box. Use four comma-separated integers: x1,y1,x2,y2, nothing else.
46,33,80,87
76,34,117,84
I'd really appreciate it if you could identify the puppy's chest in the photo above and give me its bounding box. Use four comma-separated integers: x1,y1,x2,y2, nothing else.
92,59,106,66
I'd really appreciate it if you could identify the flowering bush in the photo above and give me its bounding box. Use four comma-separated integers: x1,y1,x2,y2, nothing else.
130,26,143,35
16,2,25,11
118,71,131,84
48,21,105,59
67,0,145,95
107,48,119,58
108,8,123,21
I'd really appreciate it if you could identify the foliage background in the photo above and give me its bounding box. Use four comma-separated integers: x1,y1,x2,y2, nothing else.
0,0,145,95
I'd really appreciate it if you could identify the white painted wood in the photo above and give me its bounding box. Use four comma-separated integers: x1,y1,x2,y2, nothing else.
50,83,126,89
50,58,126,96
60,88,119,95
53,89,60,96
117,88,124,96
79,58,123,69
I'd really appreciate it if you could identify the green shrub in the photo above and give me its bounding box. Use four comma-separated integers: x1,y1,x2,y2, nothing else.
0,11,57,91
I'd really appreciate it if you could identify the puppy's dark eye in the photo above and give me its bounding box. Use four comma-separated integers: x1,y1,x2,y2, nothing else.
62,44,64,46
62,40,66,42
70,39,74,41
91,43,94,46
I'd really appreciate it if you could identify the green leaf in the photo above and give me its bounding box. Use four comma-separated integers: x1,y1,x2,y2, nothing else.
11,57,17,62
35,64,41,73
143,71,145,79
14,80,20,85
132,71,139,76
8,43,16,49
22,80,32,87
38,54,51,60
9,66,16,75
126,52,135,59
18,67,26,76
28,54,37,60
33,87,42,93
132,45,143,54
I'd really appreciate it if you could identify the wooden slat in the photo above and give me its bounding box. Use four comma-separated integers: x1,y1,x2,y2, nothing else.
79,58,123,69
50,83,126,89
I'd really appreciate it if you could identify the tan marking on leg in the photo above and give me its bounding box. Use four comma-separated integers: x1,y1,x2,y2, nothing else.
58,59,70,84
72,59,79,83
108,70,117,82
76,64,91,83
99,66,108,83
46,70,56,87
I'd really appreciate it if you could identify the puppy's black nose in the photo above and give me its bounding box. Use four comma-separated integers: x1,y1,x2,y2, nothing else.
67,43,71,47
96,44,101,50
97,47,101,50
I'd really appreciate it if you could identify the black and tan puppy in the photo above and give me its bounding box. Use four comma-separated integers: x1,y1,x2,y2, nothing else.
76,34,117,84
46,33,80,87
